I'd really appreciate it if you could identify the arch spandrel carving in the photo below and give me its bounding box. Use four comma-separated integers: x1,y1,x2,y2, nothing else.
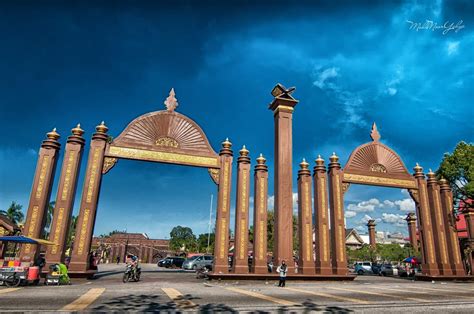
342,123,416,189
104,90,219,169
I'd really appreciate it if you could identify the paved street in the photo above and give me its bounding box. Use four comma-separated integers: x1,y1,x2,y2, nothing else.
0,264,473,313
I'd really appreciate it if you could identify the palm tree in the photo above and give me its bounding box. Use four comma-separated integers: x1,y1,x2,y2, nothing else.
0,201,24,225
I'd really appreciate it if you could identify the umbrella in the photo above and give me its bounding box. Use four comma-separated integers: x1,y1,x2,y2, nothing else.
403,256,418,264
0,235,56,246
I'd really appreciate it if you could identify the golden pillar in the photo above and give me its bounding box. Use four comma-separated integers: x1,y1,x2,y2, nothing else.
405,213,418,252
367,220,376,249
45,124,85,266
313,155,331,275
328,153,347,275
252,154,269,274
297,159,315,274
20,128,61,263
413,164,439,276
232,146,251,274
269,84,298,269
69,122,108,273
439,178,465,275
213,138,233,273
426,170,451,275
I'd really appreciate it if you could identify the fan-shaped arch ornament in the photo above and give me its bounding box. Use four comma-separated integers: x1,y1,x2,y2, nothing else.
103,89,219,171
342,123,416,189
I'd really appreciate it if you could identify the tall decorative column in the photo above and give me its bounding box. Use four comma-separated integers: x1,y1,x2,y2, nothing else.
413,163,439,276
426,170,451,275
462,207,474,276
252,154,269,274
439,178,465,275
69,122,108,273
297,159,315,274
328,153,347,275
269,83,298,269
313,155,331,275
367,220,376,249
46,124,85,266
405,213,418,252
20,129,61,263
232,146,251,274
213,138,233,273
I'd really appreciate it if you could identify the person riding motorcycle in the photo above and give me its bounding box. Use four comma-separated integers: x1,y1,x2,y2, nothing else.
128,255,139,279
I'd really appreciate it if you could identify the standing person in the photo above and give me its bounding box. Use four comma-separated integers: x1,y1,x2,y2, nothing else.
34,252,46,273
116,256,120,264
276,260,288,287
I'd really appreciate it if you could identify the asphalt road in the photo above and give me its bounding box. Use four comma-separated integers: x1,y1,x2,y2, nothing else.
0,263,473,313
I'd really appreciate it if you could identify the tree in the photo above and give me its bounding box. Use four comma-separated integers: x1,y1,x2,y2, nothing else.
169,226,197,253
265,210,298,252
1,201,24,225
66,215,78,255
197,232,215,253
436,141,474,212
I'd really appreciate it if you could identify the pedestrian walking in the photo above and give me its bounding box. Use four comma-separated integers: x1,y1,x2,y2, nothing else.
116,256,120,264
276,260,288,287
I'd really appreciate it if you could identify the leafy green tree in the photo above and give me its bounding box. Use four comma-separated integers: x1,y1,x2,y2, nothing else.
1,201,24,225
265,210,298,252
66,215,78,253
197,232,215,253
436,141,474,211
169,226,197,253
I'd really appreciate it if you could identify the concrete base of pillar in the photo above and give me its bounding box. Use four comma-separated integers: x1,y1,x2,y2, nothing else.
232,264,249,274
415,274,473,281
208,273,356,281
68,261,89,273
420,262,440,276
438,263,453,276
332,261,348,275
213,263,229,274
298,262,315,275
68,269,97,279
315,261,332,275
252,264,269,274
451,264,466,276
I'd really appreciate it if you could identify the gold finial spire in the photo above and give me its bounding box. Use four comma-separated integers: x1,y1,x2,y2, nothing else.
315,154,325,166
329,152,339,163
47,128,60,140
240,145,249,156
256,153,266,164
222,137,232,149
96,121,108,134
370,122,381,142
71,123,84,136
413,163,423,173
300,158,309,169
164,88,178,112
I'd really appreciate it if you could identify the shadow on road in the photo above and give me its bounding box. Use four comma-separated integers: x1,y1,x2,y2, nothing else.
93,294,178,311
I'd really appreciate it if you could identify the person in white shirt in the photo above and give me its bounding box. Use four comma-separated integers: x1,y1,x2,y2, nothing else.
276,260,288,287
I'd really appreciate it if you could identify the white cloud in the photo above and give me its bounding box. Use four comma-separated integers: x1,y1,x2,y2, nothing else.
395,198,415,212
268,195,274,210
387,87,397,95
345,211,357,218
382,200,396,208
347,198,380,212
447,41,459,56
381,213,406,226
313,67,339,88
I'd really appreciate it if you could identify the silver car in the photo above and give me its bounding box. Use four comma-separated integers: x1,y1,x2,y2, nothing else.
182,255,213,270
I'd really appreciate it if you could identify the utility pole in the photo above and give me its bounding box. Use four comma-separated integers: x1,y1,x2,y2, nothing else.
207,194,214,253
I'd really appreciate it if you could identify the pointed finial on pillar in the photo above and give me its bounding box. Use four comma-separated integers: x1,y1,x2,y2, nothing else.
370,122,381,142
329,152,339,163
300,158,309,169
71,123,84,136
220,138,233,156
256,153,266,165
164,88,178,112
315,154,324,166
96,121,108,134
413,163,423,174
239,145,249,157
47,128,60,140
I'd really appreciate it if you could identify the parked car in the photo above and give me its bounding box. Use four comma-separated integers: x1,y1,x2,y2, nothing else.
157,259,167,267
160,257,185,268
182,255,213,270
354,261,372,275
380,264,399,276
371,263,382,275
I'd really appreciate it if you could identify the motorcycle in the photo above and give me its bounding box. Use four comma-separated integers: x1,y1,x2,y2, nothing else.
123,264,141,283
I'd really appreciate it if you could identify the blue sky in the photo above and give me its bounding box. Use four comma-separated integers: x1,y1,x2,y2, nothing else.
0,0,473,239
